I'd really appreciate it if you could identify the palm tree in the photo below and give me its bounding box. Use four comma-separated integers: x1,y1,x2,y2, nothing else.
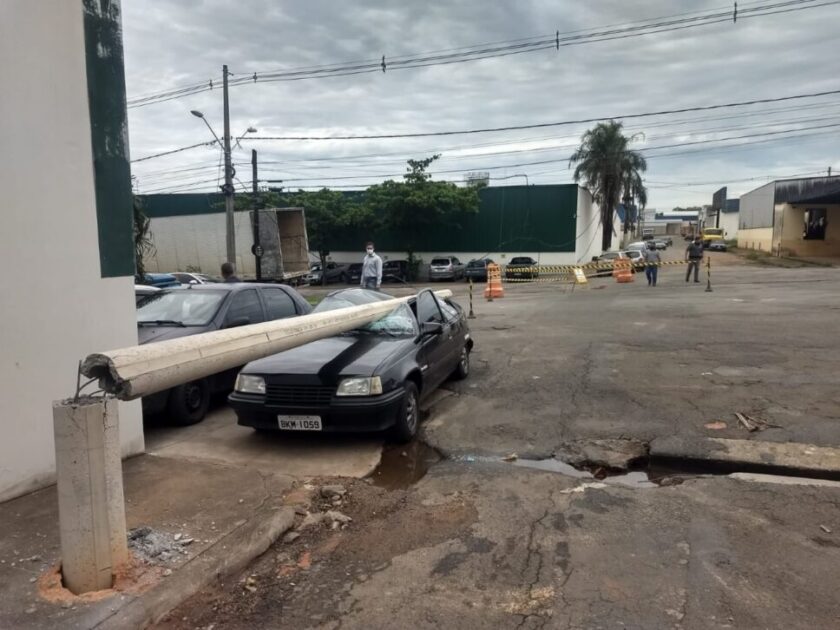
570,120,647,251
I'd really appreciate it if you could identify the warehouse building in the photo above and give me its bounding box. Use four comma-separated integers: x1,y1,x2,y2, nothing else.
138,184,602,275
739,176,840,257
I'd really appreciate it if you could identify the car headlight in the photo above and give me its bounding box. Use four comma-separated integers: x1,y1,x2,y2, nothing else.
336,376,383,396
234,374,266,395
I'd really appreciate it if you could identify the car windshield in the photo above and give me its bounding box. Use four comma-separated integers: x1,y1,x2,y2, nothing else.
704,228,723,236
313,290,417,336
137,289,226,326
467,260,487,267
510,257,533,264
431,258,451,265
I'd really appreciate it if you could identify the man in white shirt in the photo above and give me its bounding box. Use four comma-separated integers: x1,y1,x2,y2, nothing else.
360,241,383,290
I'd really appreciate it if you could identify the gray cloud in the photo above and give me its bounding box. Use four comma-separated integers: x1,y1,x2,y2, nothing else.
123,0,840,209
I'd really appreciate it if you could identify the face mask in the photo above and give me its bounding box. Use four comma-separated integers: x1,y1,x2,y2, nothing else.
366,248,374,255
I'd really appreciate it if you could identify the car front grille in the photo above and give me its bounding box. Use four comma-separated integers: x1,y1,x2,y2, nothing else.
264,384,335,407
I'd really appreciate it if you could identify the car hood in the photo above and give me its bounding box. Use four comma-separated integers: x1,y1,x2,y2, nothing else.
243,334,414,378
137,325,211,344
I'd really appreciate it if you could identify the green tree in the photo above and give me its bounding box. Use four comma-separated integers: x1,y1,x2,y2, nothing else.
286,188,369,284
569,120,647,251
363,155,481,278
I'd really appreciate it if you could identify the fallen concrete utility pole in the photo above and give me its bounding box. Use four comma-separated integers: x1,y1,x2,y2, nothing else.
81,290,452,400
58,288,451,595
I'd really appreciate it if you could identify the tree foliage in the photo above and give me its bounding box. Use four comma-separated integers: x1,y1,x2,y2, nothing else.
132,195,155,278
569,120,647,251
363,155,481,252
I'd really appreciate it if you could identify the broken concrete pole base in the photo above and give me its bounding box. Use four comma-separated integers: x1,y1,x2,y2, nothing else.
53,397,128,594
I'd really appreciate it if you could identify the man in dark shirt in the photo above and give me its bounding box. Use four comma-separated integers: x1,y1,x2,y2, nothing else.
685,238,704,283
221,262,241,283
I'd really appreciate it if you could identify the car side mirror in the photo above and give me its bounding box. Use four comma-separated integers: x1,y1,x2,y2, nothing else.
420,322,444,336
224,316,251,329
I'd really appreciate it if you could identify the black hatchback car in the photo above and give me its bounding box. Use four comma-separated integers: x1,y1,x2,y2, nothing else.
229,288,473,442
137,283,312,424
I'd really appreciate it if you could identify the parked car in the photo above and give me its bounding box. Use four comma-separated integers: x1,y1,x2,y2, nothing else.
593,251,633,276
170,272,221,285
623,249,646,272
229,288,472,442
135,284,160,305
346,263,363,284
307,262,348,285
137,283,312,425
140,273,181,288
708,240,728,252
383,260,409,283
653,240,668,250
505,256,539,280
464,258,495,282
429,256,466,281
663,236,674,246
626,241,648,251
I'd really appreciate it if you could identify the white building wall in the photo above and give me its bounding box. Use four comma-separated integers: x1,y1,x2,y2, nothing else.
575,187,601,263
719,212,740,240
0,1,143,502
145,212,257,277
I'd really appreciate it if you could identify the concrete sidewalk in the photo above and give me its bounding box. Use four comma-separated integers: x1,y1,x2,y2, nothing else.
0,454,300,629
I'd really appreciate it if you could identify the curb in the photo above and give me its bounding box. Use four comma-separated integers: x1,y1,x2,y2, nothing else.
92,506,296,629
650,436,840,476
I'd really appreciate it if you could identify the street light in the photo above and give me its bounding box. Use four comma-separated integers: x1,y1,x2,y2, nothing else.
190,109,235,264
234,126,258,149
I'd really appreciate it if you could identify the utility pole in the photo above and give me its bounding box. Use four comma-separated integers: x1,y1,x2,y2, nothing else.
222,64,236,265
252,149,262,280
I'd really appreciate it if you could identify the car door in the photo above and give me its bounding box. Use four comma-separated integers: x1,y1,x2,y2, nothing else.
215,289,267,391
415,290,452,391
260,286,301,320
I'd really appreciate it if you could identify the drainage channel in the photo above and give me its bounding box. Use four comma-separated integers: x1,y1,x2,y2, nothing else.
368,442,840,490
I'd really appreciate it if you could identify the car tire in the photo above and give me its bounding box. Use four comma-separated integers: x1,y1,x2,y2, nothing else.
167,378,210,426
390,382,420,443
451,346,470,380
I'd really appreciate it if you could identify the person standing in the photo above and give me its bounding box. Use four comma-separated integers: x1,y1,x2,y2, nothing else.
360,241,382,290
642,241,661,286
221,262,240,283
685,237,704,283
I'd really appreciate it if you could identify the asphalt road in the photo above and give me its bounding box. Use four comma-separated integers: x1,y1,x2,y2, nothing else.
152,256,840,630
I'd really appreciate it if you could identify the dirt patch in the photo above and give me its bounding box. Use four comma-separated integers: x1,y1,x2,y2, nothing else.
38,554,163,606
152,478,477,629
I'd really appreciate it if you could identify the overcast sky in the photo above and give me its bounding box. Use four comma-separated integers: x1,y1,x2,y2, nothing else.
123,0,839,211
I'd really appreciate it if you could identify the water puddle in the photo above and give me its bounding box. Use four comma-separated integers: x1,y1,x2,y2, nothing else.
370,441,442,490
510,457,657,488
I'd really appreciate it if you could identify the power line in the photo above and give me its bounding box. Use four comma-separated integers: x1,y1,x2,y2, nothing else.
130,87,840,164
126,0,838,108
247,87,840,141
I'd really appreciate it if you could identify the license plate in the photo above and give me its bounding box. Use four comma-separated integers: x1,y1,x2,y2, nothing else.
277,415,322,431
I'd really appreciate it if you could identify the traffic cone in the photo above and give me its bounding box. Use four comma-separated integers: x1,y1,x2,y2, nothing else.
484,263,505,299
613,259,634,283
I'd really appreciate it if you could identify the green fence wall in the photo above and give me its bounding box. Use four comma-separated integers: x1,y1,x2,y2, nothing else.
139,184,580,253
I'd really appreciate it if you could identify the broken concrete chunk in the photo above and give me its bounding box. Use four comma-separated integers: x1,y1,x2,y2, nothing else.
319,485,347,499
554,439,648,471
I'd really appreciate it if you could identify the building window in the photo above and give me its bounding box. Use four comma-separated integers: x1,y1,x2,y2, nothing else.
803,208,827,240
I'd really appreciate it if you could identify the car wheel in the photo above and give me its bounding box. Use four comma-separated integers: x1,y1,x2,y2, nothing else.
452,346,470,380
167,378,210,425
391,382,420,443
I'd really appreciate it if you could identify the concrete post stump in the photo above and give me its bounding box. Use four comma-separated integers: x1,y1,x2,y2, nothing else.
53,397,128,594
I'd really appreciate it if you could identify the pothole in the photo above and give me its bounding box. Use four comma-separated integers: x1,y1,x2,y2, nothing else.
369,441,442,490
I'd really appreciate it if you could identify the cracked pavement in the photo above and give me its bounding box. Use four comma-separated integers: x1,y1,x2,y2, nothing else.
155,260,840,629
